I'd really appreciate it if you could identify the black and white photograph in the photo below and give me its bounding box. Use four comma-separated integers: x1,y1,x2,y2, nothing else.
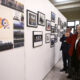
58,17,61,25
54,34,58,43
14,39,24,48
0,41,13,51
37,11,45,26
13,11,24,48
51,12,55,22
27,10,37,28
45,33,51,43
46,20,51,31
14,31,24,39
33,31,43,48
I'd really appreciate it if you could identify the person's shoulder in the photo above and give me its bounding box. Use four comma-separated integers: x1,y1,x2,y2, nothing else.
71,33,77,37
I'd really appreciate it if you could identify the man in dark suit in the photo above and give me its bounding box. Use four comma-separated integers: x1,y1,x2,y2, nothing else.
60,27,72,72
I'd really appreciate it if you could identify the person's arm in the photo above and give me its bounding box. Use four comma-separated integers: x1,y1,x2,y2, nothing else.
60,35,66,42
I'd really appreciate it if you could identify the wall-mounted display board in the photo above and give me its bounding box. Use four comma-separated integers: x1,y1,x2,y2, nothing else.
37,11,45,26
46,20,51,31
51,12,55,22
13,11,24,48
45,33,51,43
0,5,13,51
0,1,24,51
33,31,43,48
1,0,24,12
27,10,37,28
50,34,55,47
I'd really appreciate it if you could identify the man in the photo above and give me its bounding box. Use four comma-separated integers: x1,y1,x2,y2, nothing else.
60,27,72,73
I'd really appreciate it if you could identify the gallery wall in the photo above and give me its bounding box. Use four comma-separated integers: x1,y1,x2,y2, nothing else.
0,0,24,80
0,0,67,80
25,0,67,80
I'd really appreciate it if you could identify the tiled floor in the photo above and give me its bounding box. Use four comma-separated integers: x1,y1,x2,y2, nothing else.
43,59,71,80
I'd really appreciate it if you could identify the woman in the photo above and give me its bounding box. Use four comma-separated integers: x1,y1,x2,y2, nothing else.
66,25,80,80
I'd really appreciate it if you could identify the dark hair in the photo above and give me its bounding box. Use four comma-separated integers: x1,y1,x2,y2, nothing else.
67,27,72,30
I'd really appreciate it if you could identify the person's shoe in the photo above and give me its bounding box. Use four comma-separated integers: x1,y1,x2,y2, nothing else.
60,68,66,72
67,75,72,79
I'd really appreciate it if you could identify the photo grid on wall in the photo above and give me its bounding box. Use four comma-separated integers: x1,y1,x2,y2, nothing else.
0,0,24,51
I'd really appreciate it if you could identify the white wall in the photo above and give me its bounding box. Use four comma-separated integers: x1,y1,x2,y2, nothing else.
0,3,24,80
0,0,66,80
0,48,24,80
25,0,66,80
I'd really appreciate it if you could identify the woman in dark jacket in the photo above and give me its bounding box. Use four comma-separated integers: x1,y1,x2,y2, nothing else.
66,25,80,80
60,27,72,72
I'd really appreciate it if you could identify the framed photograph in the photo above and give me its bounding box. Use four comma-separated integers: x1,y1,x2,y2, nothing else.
37,11,45,26
58,17,61,25
45,33,51,43
50,34,55,48
64,22,67,27
51,26,55,33
54,34,58,43
55,24,58,32
51,12,55,22
33,31,43,48
51,24,58,33
46,20,51,31
27,10,37,28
